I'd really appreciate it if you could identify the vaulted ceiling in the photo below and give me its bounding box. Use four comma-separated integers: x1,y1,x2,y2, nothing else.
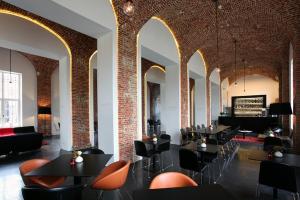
113,0,300,75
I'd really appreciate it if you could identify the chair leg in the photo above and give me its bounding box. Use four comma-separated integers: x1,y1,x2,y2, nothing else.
96,190,104,200
292,193,296,200
123,188,133,200
160,153,164,172
255,184,260,199
207,164,211,184
297,193,300,200
147,158,151,179
132,160,136,173
117,189,124,200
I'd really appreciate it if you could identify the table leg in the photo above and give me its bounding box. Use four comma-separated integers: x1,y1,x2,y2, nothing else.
74,176,82,185
273,188,278,199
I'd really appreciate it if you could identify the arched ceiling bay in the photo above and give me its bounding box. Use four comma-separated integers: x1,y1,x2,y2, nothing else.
113,0,300,75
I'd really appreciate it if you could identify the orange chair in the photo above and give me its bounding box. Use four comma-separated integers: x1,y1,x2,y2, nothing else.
149,172,198,189
92,160,131,200
19,159,66,189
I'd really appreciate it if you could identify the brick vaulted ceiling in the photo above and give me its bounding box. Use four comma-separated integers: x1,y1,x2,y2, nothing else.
113,0,300,76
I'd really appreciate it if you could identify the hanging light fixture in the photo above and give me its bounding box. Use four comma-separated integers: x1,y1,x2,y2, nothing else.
242,59,246,92
9,49,12,84
234,39,238,86
123,0,135,16
213,0,220,73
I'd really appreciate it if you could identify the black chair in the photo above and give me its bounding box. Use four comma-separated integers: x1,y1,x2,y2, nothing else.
157,134,173,170
257,160,299,199
22,185,85,200
179,149,208,184
263,137,283,151
82,147,104,154
180,128,188,145
133,140,156,178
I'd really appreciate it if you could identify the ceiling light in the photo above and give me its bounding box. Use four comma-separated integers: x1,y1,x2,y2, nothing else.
123,0,134,16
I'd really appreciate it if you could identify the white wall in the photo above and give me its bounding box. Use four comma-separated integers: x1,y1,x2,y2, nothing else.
209,69,221,122
211,82,220,121
145,67,166,131
0,47,37,128
0,14,66,60
221,78,229,111
139,19,180,65
227,74,279,106
51,67,60,135
188,51,207,127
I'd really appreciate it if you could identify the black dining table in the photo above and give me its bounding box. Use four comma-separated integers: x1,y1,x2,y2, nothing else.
189,125,231,137
248,149,300,168
142,138,169,169
133,184,238,200
248,149,300,198
183,142,219,155
25,154,113,184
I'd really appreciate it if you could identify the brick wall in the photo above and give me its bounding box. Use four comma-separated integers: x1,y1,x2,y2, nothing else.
21,53,58,135
0,2,97,149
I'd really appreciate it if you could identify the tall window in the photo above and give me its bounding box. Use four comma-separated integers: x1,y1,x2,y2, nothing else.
0,70,22,127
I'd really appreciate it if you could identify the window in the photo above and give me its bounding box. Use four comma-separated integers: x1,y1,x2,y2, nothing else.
0,70,22,127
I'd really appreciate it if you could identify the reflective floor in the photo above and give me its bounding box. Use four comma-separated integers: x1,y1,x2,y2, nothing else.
0,137,296,200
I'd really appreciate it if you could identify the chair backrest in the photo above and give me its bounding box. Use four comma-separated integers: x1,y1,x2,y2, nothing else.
201,124,206,129
149,172,197,189
134,140,148,157
196,125,201,130
259,160,297,193
179,149,200,171
92,160,130,190
263,137,283,150
160,134,171,141
19,159,50,186
82,147,104,154
206,138,218,145
22,185,84,200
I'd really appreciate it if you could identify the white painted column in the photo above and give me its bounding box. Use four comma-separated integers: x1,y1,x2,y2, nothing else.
59,56,72,150
165,65,181,144
194,78,207,126
136,40,142,140
89,56,95,146
160,83,166,131
98,31,119,161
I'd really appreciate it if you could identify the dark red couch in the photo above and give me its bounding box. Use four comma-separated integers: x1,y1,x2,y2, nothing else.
0,126,43,156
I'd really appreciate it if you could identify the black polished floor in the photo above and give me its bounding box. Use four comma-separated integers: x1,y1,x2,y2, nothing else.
0,137,295,200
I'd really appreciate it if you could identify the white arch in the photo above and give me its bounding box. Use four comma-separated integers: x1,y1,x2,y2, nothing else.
0,11,73,150
137,17,181,145
188,51,207,127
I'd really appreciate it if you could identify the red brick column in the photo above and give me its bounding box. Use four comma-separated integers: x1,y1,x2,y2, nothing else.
293,34,300,153
180,60,189,128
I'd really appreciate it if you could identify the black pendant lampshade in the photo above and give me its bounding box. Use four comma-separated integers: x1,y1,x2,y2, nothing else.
269,103,292,115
